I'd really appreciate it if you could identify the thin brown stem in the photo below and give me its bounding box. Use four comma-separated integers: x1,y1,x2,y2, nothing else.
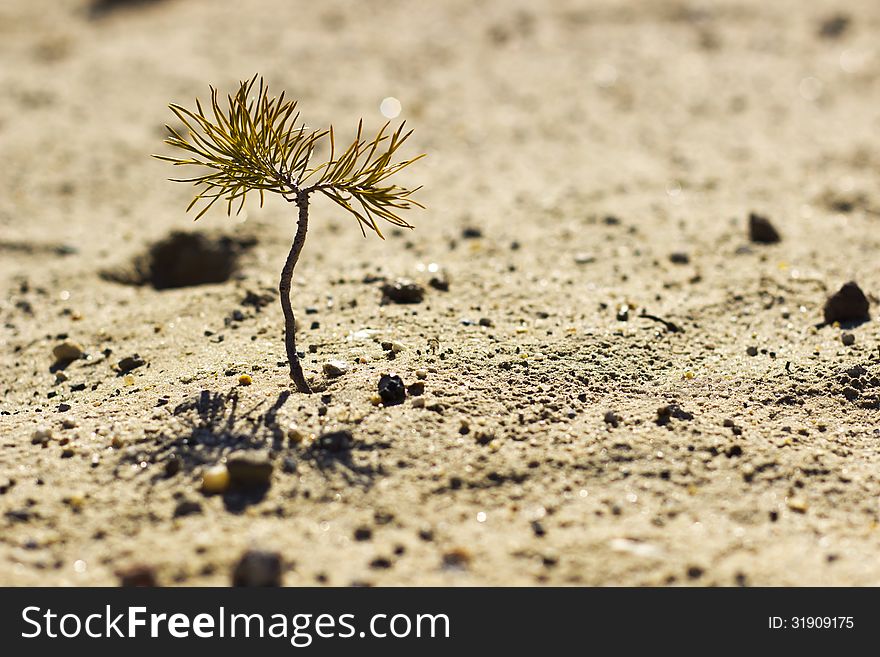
279,192,311,393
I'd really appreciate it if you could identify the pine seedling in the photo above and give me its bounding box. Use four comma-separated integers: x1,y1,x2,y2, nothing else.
155,76,424,393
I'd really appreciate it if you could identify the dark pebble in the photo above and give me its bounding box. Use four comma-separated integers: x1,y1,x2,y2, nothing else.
117,564,157,587
823,281,870,324
669,252,690,265
381,279,424,304
378,374,406,405
656,404,693,425
232,550,282,587
603,411,621,428
748,212,781,244
354,526,373,541
117,355,146,374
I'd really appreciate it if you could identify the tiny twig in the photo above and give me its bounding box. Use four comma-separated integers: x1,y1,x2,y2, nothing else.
638,311,683,333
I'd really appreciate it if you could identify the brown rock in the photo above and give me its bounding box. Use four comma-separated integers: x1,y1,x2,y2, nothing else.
823,282,870,324
748,213,780,244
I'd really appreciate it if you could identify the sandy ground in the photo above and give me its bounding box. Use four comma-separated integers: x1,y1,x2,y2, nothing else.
2,0,880,586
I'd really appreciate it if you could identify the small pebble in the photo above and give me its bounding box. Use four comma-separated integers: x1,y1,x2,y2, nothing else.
415,369,428,379
669,252,690,265
824,281,870,324
381,279,425,304
238,374,253,386
603,411,621,428
746,346,758,357
52,341,83,363
287,426,306,444
117,355,145,374
378,374,406,405
201,464,231,494
31,427,53,445
748,212,781,244
322,360,349,377
841,332,855,346
117,564,157,587
232,550,282,587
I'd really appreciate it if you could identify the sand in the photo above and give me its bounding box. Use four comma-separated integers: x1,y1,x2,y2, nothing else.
2,0,880,586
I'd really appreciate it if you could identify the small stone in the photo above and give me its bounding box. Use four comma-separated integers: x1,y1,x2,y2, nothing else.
238,374,253,386
201,464,231,494
574,253,595,265
322,360,349,377
354,526,373,541
818,13,850,39
746,346,758,357
226,453,273,489
315,429,354,452
287,426,307,444
461,227,483,239
669,252,690,265
31,427,53,444
407,381,425,396
787,497,808,513
748,212,781,244
415,369,428,379
381,279,424,304
391,342,406,353
428,273,450,292
378,374,406,405
823,281,870,324
52,341,83,363
232,550,282,587
616,305,629,322
603,411,620,428
117,355,145,374
411,397,426,408
656,404,693,425
117,564,157,587
478,317,493,327
164,457,182,478
442,547,471,570
841,332,856,346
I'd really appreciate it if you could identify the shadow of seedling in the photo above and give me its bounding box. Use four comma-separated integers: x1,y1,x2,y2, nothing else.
127,388,384,511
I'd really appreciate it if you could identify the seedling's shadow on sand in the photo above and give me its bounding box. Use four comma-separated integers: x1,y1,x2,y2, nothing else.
125,388,382,511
